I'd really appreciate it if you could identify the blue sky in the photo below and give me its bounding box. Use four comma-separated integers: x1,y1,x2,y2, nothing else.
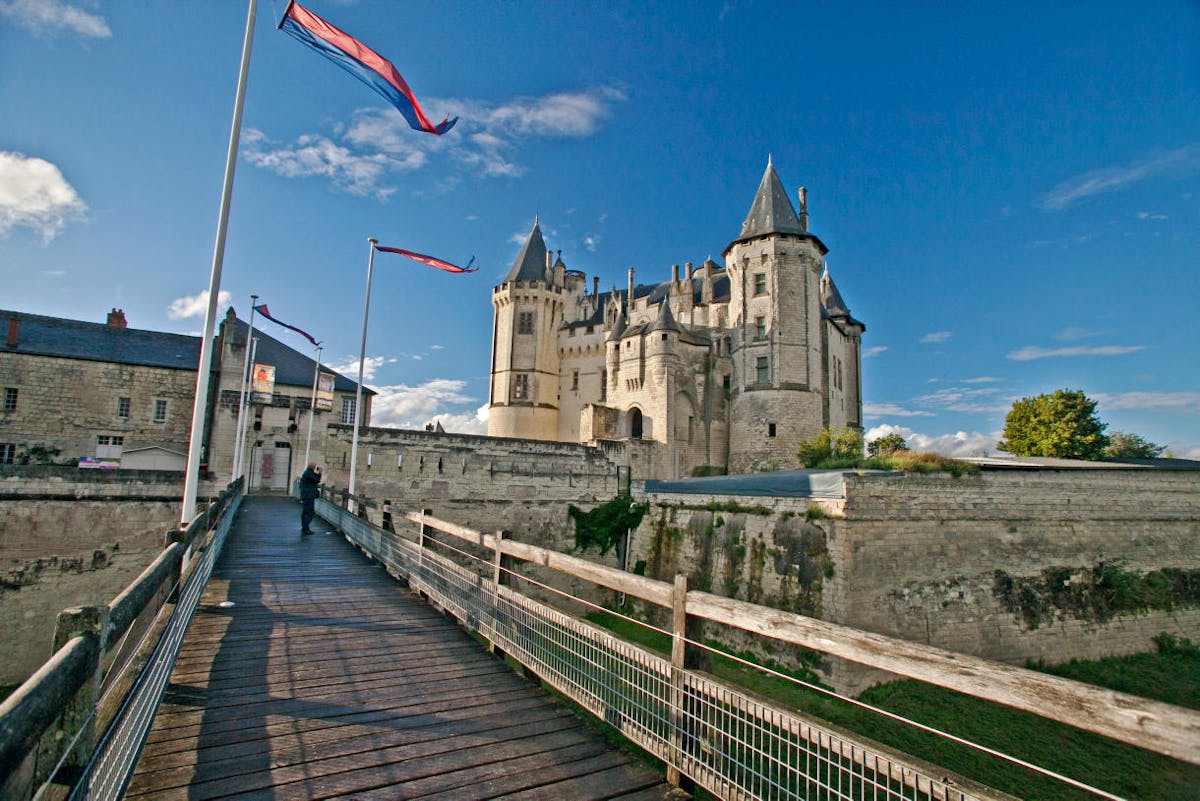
2,0,1198,457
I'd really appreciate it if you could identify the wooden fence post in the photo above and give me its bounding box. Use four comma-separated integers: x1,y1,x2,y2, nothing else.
33,605,109,792
489,531,507,660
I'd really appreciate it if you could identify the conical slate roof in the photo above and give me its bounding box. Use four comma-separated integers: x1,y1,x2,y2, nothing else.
607,306,627,341
646,298,681,334
738,159,805,240
820,268,850,317
505,218,549,283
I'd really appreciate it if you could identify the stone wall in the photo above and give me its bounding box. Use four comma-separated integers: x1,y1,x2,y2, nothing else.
0,467,183,684
0,352,195,464
630,468,1200,693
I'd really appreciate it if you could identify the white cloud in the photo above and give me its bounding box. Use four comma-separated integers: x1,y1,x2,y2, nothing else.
1092,392,1200,413
429,344,445,350
1040,145,1200,210
366,379,484,432
166,290,231,320
864,424,999,458
1166,442,1200,460
862,346,888,358
242,131,413,201
863,402,935,418
0,151,87,241
917,386,1011,414
1026,233,1096,249
40,269,66,277
583,235,599,252
961,376,1001,384
1007,344,1146,361
1136,211,1168,221
329,355,387,381
920,331,952,344
248,87,626,197
0,0,110,38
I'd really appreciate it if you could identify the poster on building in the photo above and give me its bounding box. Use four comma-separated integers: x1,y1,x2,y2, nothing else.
315,372,335,411
251,363,275,404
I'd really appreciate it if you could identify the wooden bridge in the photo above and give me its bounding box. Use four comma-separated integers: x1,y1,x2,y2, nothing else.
123,496,674,800
3,482,1198,801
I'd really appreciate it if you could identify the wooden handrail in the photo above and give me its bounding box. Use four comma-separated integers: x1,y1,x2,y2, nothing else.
399,506,1200,766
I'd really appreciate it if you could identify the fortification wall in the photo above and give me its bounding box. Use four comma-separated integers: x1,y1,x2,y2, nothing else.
0,467,182,684
319,425,636,552
630,468,1200,693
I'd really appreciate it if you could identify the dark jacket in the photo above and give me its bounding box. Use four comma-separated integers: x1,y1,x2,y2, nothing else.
299,467,321,501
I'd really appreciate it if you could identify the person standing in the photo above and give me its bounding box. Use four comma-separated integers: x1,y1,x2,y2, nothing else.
299,461,321,535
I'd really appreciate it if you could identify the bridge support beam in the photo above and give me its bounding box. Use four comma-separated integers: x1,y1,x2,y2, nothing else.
33,605,109,793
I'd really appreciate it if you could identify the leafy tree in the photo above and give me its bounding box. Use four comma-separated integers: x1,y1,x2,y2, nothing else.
867,432,910,458
997,389,1109,460
797,427,864,467
1103,431,1166,459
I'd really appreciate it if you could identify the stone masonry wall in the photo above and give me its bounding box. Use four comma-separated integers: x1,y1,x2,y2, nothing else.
630,468,1200,693
0,467,183,684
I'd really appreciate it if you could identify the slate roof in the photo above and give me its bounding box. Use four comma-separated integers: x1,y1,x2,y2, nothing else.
564,269,732,331
504,219,550,283
738,160,805,240
232,317,370,395
1,309,203,370
0,308,368,395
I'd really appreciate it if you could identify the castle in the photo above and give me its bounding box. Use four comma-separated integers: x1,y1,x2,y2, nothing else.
487,160,866,476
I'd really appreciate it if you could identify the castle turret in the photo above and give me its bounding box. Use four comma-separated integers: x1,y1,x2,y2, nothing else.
488,218,563,440
724,158,833,472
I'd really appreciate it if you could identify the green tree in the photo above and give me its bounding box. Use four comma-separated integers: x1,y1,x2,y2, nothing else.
867,432,910,458
997,389,1109,460
797,427,864,467
1103,431,1166,459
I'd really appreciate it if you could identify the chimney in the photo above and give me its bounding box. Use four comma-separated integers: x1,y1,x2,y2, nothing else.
798,186,809,233
627,267,635,316
592,276,599,296
6,315,18,347
671,263,680,284
686,261,694,281
107,308,127,329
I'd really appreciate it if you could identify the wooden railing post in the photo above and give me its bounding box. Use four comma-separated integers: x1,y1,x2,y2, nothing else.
489,531,507,660
668,574,701,792
34,605,109,791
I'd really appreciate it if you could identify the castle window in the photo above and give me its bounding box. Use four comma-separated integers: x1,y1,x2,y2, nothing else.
756,356,769,384
754,316,766,341
341,397,356,425
517,312,535,334
512,373,530,400
661,333,668,342
600,369,607,401
96,435,125,446
723,375,731,392
3,387,16,411
572,370,579,391
753,273,767,295
768,422,777,438
117,397,130,418
153,399,168,423
586,325,595,334
0,443,14,464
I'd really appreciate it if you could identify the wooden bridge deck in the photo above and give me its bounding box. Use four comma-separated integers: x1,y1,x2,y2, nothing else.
126,496,675,800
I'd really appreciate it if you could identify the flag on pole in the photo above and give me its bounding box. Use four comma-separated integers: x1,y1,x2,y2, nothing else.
253,304,320,347
374,245,478,273
278,1,457,136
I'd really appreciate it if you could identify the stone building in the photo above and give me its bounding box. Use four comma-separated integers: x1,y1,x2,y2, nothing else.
0,306,370,490
488,160,866,476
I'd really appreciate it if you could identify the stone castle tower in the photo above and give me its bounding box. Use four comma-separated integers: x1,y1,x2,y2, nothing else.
488,160,865,477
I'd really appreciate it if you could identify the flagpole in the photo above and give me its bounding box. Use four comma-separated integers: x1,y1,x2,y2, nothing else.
237,337,258,488
304,344,322,469
181,0,258,523
230,295,259,481
347,238,377,511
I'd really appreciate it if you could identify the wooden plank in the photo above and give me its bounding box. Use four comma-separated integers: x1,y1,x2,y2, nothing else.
128,496,670,801
500,762,672,801
687,589,1200,763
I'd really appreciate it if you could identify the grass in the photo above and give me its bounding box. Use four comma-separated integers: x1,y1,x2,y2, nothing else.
584,610,1200,801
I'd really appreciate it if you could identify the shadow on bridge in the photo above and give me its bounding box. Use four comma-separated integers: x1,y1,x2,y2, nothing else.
125,496,673,800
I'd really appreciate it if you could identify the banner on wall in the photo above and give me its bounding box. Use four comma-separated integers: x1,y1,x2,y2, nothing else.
315,372,335,411
251,363,276,405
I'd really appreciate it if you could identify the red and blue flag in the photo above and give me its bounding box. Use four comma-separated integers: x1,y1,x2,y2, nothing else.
253,304,320,347
375,245,477,273
278,1,457,136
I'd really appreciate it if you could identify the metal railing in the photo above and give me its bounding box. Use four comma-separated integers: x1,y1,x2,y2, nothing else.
0,479,244,801
314,492,1045,801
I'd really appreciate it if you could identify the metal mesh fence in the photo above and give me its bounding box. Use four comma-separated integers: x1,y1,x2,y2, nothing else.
318,498,980,801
